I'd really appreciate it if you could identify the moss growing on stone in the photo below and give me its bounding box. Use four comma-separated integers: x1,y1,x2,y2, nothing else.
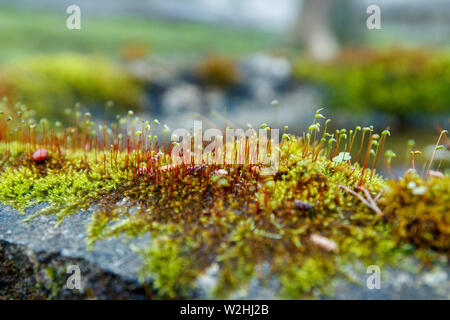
0,103,448,299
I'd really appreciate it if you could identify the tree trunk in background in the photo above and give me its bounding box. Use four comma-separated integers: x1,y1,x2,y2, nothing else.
298,0,340,62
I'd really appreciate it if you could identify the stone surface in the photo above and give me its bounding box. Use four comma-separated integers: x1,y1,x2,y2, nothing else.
0,203,151,299
333,266,450,300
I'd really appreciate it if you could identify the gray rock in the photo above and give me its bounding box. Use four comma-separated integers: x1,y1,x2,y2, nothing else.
332,265,450,300
161,83,203,115
0,203,151,299
241,54,292,83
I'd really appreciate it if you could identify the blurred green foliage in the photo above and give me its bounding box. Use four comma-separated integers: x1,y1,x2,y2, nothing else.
294,49,450,116
0,54,143,120
0,6,276,62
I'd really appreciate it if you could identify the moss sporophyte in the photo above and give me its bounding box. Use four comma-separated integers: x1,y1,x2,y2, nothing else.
0,101,448,299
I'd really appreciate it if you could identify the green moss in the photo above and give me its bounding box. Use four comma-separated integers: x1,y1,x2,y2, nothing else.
139,238,197,299
0,105,448,299
279,257,336,299
382,171,450,253
44,266,62,298
0,154,120,220
0,141,27,165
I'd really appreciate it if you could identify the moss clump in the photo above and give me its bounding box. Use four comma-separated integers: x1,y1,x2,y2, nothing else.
0,147,123,221
0,104,448,299
81,132,400,299
278,257,336,299
382,172,450,253
139,238,198,299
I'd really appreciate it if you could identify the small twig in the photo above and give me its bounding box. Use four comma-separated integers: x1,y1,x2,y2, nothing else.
374,190,384,202
359,187,383,214
340,184,372,207
339,184,384,216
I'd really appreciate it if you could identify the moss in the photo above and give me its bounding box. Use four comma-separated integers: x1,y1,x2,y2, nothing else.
0,141,27,165
0,161,118,220
0,105,448,299
139,238,197,299
381,172,450,253
43,266,66,298
0,148,123,220
278,257,336,299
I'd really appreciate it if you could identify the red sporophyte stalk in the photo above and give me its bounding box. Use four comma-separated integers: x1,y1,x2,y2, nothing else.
358,130,374,188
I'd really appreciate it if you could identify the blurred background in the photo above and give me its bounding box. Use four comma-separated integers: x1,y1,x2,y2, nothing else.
0,0,449,168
